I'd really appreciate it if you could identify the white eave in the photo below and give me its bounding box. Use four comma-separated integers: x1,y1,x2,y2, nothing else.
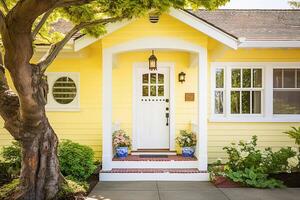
238,40,300,48
73,19,132,52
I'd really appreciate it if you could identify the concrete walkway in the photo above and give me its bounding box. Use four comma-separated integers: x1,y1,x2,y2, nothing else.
87,181,300,200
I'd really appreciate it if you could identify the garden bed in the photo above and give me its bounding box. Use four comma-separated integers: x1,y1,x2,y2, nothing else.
212,176,244,188
270,172,300,188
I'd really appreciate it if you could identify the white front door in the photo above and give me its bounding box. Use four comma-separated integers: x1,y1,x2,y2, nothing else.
135,66,170,149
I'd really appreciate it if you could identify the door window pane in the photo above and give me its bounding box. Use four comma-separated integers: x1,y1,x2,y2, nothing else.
143,74,149,84
242,69,251,88
253,69,262,88
252,91,261,114
273,91,300,114
215,91,224,114
273,69,282,88
283,69,296,88
216,69,224,88
232,69,241,88
150,86,156,96
242,91,251,114
158,86,164,96
150,73,156,84
231,91,240,114
158,74,164,84
142,86,148,96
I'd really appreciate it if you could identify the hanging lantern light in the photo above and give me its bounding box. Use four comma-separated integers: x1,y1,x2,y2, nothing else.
148,50,157,71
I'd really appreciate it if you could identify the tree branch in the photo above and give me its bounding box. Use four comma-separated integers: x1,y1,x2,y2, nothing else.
0,0,9,13
38,17,120,72
56,0,93,7
0,53,21,140
32,9,54,40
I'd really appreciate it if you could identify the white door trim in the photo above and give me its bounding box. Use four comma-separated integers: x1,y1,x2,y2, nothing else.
132,62,175,151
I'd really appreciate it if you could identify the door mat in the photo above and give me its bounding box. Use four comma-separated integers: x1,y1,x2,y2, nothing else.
139,155,169,158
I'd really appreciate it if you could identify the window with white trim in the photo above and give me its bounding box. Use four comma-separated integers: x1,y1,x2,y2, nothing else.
46,72,80,111
273,69,300,114
213,68,225,115
212,66,263,117
230,68,263,115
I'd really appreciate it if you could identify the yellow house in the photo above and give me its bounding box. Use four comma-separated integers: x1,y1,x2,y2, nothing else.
1,9,300,181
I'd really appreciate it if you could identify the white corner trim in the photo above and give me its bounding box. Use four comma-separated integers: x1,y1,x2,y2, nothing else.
239,40,300,48
74,19,133,52
169,8,238,50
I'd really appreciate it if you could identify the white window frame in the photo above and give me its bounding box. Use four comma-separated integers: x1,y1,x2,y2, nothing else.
46,72,80,111
211,62,300,122
212,66,226,117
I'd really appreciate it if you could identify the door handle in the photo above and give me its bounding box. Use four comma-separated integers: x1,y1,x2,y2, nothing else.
165,113,169,126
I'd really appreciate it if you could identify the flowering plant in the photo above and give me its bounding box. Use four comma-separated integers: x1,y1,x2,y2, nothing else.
176,130,197,147
112,130,131,148
211,135,299,188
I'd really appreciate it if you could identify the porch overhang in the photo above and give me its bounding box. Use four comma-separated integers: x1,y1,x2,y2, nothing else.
101,37,208,173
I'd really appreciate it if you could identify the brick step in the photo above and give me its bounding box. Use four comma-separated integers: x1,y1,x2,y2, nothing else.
131,150,177,156
101,168,203,174
113,155,197,162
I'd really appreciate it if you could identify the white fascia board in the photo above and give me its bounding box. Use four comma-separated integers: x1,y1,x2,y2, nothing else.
74,19,132,52
239,40,300,48
169,8,238,49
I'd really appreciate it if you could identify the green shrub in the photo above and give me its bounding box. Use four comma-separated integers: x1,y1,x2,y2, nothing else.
226,168,283,189
58,140,96,181
57,179,87,200
217,136,298,188
284,127,300,146
0,179,20,200
1,142,21,178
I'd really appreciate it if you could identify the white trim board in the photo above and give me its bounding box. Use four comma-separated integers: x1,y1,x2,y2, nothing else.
238,41,300,48
100,172,209,181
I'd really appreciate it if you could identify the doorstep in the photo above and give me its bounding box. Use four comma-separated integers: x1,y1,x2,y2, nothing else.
131,149,177,156
113,155,197,161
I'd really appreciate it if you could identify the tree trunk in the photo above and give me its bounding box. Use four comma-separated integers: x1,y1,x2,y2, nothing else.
14,120,62,200
0,61,63,199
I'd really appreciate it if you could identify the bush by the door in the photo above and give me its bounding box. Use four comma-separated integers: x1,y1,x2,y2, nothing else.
58,140,96,181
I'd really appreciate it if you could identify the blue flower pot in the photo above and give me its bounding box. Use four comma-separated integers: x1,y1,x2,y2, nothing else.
182,147,195,157
116,147,128,158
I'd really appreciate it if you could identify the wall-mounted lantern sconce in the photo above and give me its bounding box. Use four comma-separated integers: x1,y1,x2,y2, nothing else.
148,50,157,71
178,72,186,83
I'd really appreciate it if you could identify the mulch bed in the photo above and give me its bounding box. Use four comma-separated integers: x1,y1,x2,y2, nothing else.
269,172,300,188
212,176,244,188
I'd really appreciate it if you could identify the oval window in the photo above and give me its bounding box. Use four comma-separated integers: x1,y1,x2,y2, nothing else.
52,77,77,104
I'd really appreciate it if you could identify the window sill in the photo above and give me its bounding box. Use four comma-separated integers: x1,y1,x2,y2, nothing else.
209,116,300,123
